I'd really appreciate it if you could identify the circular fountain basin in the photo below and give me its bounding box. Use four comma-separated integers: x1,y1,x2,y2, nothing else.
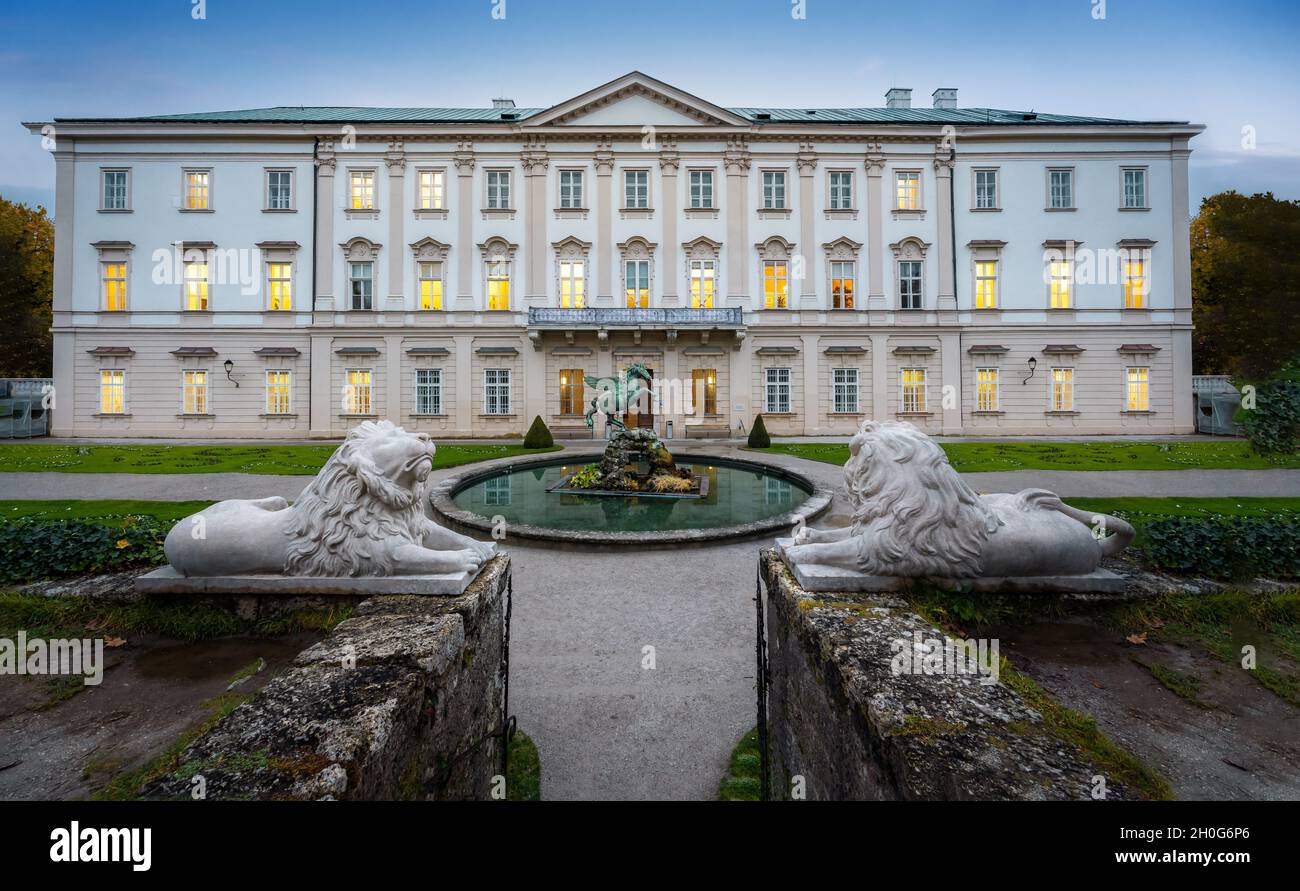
431,453,832,546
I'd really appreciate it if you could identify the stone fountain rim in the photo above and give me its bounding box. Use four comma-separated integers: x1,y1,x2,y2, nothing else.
429,452,833,547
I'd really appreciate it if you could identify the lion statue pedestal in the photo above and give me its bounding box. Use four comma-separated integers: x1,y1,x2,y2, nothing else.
136,421,496,596
777,420,1134,594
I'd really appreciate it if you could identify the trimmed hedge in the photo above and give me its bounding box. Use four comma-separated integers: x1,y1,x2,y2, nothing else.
748,415,771,448
0,516,169,584
1143,517,1300,579
1243,379,1300,457
523,415,554,449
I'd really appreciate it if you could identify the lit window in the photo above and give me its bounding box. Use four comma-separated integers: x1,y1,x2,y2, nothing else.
624,170,649,209
348,262,373,311
415,368,442,415
99,369,125,414
895,171,919,210
349,170,375,210
344,369,372,415
898,260,922,310
1049,169,1074,209
829,171,853,210
976,368,999,412
265,370,292,414
184,259,209,311
691,368,717,415
487,261,510,310
559,170,584,209
183,170,210,210
765,367,791,413
900,368,927,413
832,368,859,414
267,262,292,311
1124,256,1148,308
102,170,129,210
181,369,208,414
689,260,715,308
1126,367,1149,411
1123,168,1147,208
1051,367,1074,411
625,260,649,309
831,261,855,309
763,261,789,309
974,260,998,309
689,170,714,208
418,261,443,310
559,260,585,309
974,169,998,209
559,368,584,415
486,170,511,209
266,170,292,210
1049,258,1073,309
102,262,127,311
484,368,511,415
418,170,445,210
762,171,787,209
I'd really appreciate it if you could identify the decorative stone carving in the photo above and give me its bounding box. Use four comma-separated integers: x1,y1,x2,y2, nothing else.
778,421,1134,593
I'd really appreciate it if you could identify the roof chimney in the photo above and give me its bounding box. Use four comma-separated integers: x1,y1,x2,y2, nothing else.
932,88,958,110
491,97,516,109
885,88,912,110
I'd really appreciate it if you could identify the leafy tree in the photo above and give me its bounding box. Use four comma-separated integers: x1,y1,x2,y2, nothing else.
523,415,554,449
1191,191,1300,380
747,414,770,448
0,197,53,377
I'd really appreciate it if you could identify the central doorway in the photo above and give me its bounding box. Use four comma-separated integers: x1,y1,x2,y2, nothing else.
623,367,654,429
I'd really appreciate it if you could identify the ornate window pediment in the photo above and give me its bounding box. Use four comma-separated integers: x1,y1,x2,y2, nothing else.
822,236,862,261
889,236,930,260
410,236,450,262
682,235,722,260
340,236,382,261
756,235,796,261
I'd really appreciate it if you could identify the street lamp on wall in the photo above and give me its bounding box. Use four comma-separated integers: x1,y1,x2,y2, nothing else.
1021,356,1038,386
224,359,240,388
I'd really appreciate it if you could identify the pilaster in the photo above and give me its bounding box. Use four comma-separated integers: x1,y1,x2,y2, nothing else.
724,137,751,308
454,142,475,310
797,144,818,310
522,140,549,306
659,143,680,307
385,142,406,311
933,147,957,318
865,147,886,324
314,144,337,312
595,139,615,306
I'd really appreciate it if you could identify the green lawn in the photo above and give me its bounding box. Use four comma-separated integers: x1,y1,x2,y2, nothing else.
753,440,1300,472
1063,497,1300,544
0,499,214,523
0,443,559,475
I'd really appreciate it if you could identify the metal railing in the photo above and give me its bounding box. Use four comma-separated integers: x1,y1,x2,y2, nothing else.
0,378,53,438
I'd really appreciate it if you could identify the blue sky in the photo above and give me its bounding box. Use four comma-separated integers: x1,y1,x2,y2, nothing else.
2,0,1298,213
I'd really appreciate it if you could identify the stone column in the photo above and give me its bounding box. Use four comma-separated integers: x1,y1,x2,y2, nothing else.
659,144,680,307
865,148,886,323
454,143,475,310
725,139,751,308
309,334,333,437
595,140,615,307
50,147,76,435
385,143,406,312
797,144,819,310
523,142,549,307
315,146,337,311
870,333,889,420
939,331,962,434
934,150,957,317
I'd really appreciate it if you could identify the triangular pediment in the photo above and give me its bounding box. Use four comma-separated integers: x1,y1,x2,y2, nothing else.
524,72,750,129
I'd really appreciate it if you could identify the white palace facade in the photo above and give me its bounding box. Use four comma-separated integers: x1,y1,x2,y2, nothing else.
28,72,1202,439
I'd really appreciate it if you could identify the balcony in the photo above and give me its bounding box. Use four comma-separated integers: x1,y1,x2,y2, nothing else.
527,306,744,329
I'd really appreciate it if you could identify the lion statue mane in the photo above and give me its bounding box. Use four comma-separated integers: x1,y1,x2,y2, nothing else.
783,420,1133,579
164,420,494,578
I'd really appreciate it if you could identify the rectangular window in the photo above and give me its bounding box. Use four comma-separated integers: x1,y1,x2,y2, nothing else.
898,260,922,310
900,367,928,413
829,171,853,210
832,368,859,414
1126,367,1150,411
689,170,714,208
418,170,445,210
1051,367,1074,411
1124,257,1148,308
102,170,129,210
266,170,292,210
183,170,210,210
974,169,998,209
99,369,125,414
267,262,292,311
765,367,791,414
487,261,510,310
624,170,649,208
265,370,292,415
1049,258,1073,309
895,171,919,210
415,368,442,415
976,368,999,412
831,261,855,309
559,170,584,209
559,260,586,309
1123,168,1147,208
181,369,208,414
184,259,209,310
348,262,373,310
484,368,511,415
417,261,443,310
344,369,372,415
625,260,650,308
486,170,511,209
349,170,375,210
102,262,127,311
1049,168,1074,209
691,368,717,415
763,261,789,309
558,368,584,415
974,260,998,309
689,260,715,308
762,171,787,209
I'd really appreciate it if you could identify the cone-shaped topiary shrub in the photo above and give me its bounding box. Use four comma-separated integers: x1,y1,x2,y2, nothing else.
523,415,554,449
747,414,771,448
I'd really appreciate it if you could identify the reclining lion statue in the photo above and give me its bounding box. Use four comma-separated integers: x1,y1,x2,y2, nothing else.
782,420,1133,580
165,420,495,578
